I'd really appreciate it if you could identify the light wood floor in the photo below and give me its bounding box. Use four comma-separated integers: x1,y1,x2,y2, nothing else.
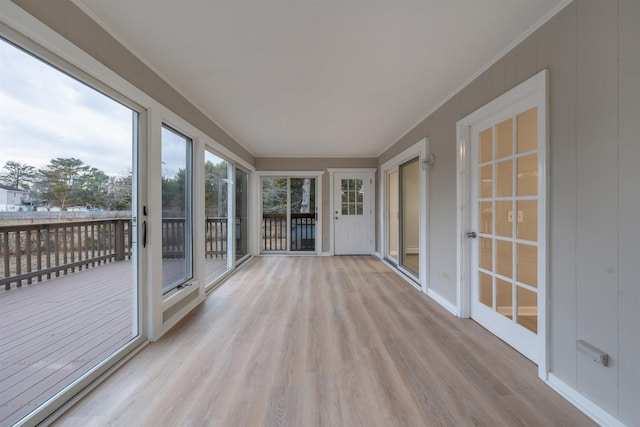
54,256,594,427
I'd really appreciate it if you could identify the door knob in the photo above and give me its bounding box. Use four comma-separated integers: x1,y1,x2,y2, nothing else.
466,231,477,238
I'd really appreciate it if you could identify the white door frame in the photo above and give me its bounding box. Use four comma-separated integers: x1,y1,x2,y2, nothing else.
254,171,323,255
456,69,549,378
380,138,430,292
328,168,376,255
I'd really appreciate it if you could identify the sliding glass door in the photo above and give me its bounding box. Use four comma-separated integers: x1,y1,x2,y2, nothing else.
384,151,423,283
204,151,233,283
400,158,420,276
235,168,249,263
0,37,143,426
261,176,317,253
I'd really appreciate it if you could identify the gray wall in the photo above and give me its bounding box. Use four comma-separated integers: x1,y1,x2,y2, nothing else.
11,0,639,423
379,1,639,424
12,0,255,166
256,157,377,252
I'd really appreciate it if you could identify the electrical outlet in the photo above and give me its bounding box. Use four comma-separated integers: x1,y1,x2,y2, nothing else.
517,210,524,222
507,210,513,222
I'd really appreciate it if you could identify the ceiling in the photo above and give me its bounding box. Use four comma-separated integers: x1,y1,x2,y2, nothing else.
78,0,565,158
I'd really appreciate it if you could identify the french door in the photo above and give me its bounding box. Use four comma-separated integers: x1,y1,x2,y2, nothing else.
467,91,546,364
261,177,318,253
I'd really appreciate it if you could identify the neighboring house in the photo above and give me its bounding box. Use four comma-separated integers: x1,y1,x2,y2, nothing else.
0,184,30,212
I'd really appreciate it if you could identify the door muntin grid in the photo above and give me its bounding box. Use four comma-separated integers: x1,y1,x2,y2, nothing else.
476,107,539,334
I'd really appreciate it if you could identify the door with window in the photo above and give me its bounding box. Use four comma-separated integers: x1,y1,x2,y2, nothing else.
261,176,318,253
469,104,544,363
333,172,374,255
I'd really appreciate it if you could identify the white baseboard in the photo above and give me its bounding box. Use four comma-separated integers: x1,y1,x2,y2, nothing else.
426,289,459,316
321,251,332,256
546,373,626,427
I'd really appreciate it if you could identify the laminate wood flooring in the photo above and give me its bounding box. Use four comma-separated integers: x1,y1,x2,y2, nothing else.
54,256,595,427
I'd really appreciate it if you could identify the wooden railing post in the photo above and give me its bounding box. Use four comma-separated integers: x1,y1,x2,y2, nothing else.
115,220,125,261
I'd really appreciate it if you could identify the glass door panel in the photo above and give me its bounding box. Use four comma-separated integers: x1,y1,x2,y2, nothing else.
289,178,316,252
0,38,140,425
261,177,287,251
235,168,249,262
400,158,420,276
204,151,232,283
387,171,399,262
472,106,540,342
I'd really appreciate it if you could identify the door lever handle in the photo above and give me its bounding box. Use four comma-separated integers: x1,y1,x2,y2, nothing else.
466,231,477,239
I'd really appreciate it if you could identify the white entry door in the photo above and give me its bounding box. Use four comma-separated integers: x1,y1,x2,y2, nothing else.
333,172,374,255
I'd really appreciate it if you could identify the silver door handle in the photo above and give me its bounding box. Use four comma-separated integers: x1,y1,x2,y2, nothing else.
466,231,477,238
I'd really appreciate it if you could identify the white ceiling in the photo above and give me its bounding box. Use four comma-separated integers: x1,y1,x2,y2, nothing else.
78,0,565,158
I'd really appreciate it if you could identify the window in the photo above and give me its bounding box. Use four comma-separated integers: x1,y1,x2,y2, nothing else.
161,125,192,293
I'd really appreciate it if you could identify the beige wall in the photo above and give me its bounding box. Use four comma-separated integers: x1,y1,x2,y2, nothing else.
378,1,640,424
12,0,255,166
256,157,377,252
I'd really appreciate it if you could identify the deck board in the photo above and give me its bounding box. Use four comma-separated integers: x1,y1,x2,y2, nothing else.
0,257,227,426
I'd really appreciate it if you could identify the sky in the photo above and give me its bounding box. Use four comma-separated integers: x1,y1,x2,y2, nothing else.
0,38,133,177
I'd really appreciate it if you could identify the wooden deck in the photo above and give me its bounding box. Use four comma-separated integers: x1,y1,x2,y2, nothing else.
0,258,227,426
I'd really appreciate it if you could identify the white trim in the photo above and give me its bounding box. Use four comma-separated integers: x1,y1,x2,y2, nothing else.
546,374,626,427
379,255,458,316
426,289,459,317
328,168,376,256
456,70,549,378
379,138,429,293
376,0,573,158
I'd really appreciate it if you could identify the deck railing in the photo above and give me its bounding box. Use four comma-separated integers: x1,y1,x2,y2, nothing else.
262,213,316,251
0,219,132,290
1,213,312,290
0,217,230,290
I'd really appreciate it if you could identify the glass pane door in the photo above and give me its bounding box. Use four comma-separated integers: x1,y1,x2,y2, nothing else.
471,105,541,366
261,177,287,251
235,168,249,262
474,109,539,334
290,178,316,252
204,151,232,283
261,177,318,253
0,38,140,425
400,158,420,276
387,171,399,263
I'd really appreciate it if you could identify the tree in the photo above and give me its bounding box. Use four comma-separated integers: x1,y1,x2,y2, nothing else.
0,161,36,190
261,177,287,214
106,169,132,211
162,168,187,216
36,157,110,210
204,160,229,217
